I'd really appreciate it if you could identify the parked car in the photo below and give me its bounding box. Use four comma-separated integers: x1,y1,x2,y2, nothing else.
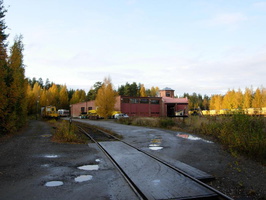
114,113,129,119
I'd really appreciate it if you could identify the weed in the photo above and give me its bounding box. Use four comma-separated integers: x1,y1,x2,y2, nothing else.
52,120,88,144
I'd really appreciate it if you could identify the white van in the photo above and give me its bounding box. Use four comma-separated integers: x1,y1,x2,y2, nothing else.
114,113,129,119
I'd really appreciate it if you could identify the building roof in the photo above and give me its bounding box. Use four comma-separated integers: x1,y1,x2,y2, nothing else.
160,87,174,91
162,97,188,104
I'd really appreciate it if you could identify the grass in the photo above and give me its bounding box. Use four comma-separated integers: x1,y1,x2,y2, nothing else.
117,114,266,163
192,114,266,163
52,120,88,144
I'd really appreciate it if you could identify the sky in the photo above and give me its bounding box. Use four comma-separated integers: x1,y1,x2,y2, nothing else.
4,0,266,96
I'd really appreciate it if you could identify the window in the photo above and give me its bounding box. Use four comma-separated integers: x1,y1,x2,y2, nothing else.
140,99,149,104
122,98,129,103
130,98,139,104
88,107,92,110
81,107,85,113
151,99,160,104
166,92,171,97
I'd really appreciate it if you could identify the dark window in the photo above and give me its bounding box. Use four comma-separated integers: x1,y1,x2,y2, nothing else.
130,99,139,104
140,99,149,104
166,93,171,97
122,98,129,103
88,107,92,110
151,99,160,104
81,107,85,113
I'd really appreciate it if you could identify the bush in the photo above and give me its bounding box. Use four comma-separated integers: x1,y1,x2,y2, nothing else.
52,120,87,144
193,114,266,162
158,118,175,128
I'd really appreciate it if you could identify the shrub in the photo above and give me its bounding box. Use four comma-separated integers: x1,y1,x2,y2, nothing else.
158,117,175,128
193,114,266,162
52,120,87,144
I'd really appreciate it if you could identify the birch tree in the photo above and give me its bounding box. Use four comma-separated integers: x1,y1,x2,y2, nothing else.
95,77,117,119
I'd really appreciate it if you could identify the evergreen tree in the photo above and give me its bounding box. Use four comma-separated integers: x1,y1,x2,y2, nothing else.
0,1,9,134
86,81,102,100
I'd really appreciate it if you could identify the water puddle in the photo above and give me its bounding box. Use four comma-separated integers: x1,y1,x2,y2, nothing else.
176,133,213,143
75,175,93,182
44,155,59,158
41,134,52,138
149,137,163,150
45,181,63,187
95,159,101,162
152,179,161,186
41,164,50,167
149,146,163,150
78,165,99,171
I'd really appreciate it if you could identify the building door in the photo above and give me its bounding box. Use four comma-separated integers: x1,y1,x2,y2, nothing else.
167,104,175,117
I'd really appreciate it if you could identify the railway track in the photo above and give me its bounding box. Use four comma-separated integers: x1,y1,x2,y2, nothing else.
75,121,233,200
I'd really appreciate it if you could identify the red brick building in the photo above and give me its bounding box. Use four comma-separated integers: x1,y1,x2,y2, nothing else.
70,87,188,118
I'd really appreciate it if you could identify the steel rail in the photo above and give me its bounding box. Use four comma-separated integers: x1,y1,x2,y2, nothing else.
92,126,234,200
78,126,146,200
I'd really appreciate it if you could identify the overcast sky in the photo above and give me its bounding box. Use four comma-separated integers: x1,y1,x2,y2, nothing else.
4,0,266,96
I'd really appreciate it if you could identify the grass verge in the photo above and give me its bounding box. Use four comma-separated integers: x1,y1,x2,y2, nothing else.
51,120,88,144
117,114,266,163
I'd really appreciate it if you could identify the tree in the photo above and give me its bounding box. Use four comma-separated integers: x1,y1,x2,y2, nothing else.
70,89,86,104
150,86,159,97
140,84,147,97
252,88,263,108
86,81,102,101
262,87,266,107
47,83,59,107
243,87,253,109
7,35,27,128
59,85,69,109
222,89,236,109
202,95,210,110
0,0,8,134
95,77,117,119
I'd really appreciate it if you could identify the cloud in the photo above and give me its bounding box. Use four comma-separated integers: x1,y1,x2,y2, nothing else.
206,13,247,26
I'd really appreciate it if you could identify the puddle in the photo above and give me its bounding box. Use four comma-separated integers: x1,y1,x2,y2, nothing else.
44,155,59,158
45,181,63,187
152,179,161,186
41,164,50,167
149,137,163,150
95,159,101,162
78,165,99,171
75,175,93,182
176,133,213,143
149,146,163,150
41,134,52,137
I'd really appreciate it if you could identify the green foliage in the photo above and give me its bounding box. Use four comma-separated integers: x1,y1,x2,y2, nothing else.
52,120,87,143
0,25,27,134
118,82,159,97
158,118,175,128
86,81,102,101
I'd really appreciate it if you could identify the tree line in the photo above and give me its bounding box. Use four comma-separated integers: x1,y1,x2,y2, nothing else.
183,86,266,111
0,1,27,135
26,78,160,115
